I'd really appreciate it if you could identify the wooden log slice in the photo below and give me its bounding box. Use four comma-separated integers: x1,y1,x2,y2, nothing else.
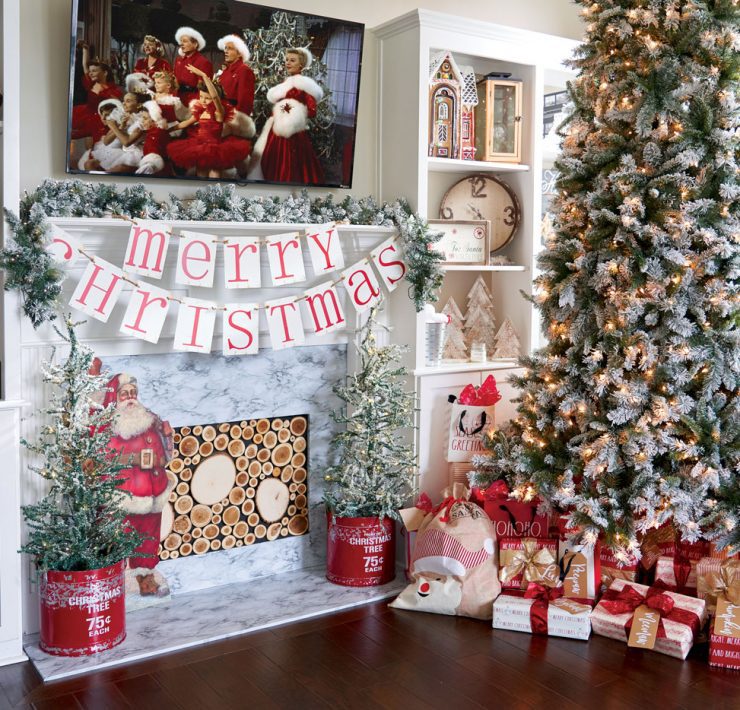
169,458,184,474
180,543,193,556
221,498,229,506
181,427,192,436
179,435,199,457
214,433,229,451
191,504,212,527
236,540,243,547
293,437,306,453
219,423,231,433
253,434,263,445
293,468,307,484
291,453,306,468
191,454,201,466
222,535,236,550
263,431,277,449
241,500,255,516
246,446,258,461
202,425,217,442
278,428,291,443
211,502,223,514
256,419,270,434
290,417,307,436
212,515,222,525
180,468,193,481
295,494,307,509
236,459,248,474
234,521,249,538
229,487,246,505
191,454,236,505
168,491,177,504
289,483,298,493
249,420,256,426
246,487,255,499
192,527,202,538
245,533,256,545
176,482,189,496
174,515,192,534
173,433,182,443
160,549,170,560
184,457,192,465
193,538,209,554
160,503,175,540
175,495,193,515
199,441,213,457
242,426,254,440
271,418,283,430
272,443,292,467
182,532,192,543
257,448,270,463
203,523,220,539
221,525,232,536
281,516,289,526
228,439,245,457
230,425,242,439
164,533,181,551
288,516,309,536
287,505,297,516
247,512,260,526
170,550,179,559
262,462,274,476
267,523,281,541
255,479,290,523
254,524,267,539
193,425,203,436
280,529,288,537
210,539,221,551
280,466,293,482
249,477,258,488
297,483,307,494
235,471,248,486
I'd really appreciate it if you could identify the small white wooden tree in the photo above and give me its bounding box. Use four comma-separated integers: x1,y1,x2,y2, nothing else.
441,297,467,359
463,276,496,357
491,317,521,359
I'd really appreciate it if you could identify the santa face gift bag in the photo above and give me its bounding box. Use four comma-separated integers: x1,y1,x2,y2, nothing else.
391,484,500,620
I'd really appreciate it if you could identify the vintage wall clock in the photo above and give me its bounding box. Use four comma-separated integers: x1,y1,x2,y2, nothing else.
439,174,521,252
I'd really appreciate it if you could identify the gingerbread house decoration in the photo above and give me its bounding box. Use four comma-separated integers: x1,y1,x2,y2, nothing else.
428,50,464,159
459,65,479,160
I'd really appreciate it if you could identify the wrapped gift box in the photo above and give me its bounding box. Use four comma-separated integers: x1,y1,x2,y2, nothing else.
697,558,740,615
559,540,601,600
709,618,740,670
499,537,558,591
600,547,639,591
591,579,707,659
492,589,591,640
655,555,697,596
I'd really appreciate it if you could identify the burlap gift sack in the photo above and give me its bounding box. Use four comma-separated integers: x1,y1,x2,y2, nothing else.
391,483,500,619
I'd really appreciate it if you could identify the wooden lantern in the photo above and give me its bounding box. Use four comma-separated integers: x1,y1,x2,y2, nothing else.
475,73,523,163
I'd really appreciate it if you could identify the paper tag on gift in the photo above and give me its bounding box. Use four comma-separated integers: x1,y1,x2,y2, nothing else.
628,605,660,649
715,598,740,639
552,598,591,616
562,550,588,599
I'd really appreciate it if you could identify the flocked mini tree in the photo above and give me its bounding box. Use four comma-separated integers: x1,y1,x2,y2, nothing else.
20,317,142,571
472,0,739,557
324,303,417,520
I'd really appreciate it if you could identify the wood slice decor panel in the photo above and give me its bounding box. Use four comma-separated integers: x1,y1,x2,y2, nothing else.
159,415,309,559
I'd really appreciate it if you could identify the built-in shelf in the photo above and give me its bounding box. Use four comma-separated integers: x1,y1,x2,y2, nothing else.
414,359,520,377
441,264,527,272
427,157,530,174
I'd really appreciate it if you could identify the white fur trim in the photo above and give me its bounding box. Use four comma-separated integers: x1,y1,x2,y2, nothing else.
151,486,170,514
118,374,136,387
126,566,154,576
266,74,323,104
97,98,124,117
78,149,92,170
246,117,272,180
118,490,155,515
175,26,205,51
126,72,153,94
143,100,167,129
271,98,308,138
136,153,165,174
223,110,256,139
290,47,313,70
413,555,467,578
218,34,250,62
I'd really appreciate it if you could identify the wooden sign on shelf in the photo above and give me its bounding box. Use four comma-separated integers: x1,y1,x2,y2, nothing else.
160,414,309,560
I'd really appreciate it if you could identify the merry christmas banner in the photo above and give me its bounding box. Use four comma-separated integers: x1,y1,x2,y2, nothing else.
55,221,407,354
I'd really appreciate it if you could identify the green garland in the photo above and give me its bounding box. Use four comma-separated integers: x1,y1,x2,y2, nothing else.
1,180,445,327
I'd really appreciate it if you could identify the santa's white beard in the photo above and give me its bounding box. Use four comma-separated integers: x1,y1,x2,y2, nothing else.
113,399,156,439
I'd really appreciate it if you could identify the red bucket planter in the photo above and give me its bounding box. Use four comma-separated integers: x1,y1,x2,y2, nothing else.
39,560,126,657
326,513,396,587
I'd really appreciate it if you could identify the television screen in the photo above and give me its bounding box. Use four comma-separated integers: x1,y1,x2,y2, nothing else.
67,0,364,188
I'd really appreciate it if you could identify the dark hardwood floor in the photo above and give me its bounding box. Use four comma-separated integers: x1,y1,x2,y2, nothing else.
1,601,738,709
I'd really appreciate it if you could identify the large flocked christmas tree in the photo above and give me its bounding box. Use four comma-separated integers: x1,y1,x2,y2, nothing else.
472,0,739,557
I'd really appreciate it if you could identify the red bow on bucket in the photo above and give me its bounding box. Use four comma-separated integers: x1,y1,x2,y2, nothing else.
599,582,701,640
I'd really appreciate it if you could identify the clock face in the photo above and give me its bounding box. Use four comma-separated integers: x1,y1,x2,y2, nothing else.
439,174,521,252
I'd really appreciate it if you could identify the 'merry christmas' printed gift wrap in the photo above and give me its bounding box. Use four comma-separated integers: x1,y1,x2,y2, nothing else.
655,555,697,596
498,537,558,591
590,579,706,659
697,557,740,615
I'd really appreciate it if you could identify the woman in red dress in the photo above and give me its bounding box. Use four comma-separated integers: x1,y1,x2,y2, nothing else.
167,65,251,179
71,42,123,144
173,27,213,108
136,102,171,175
133,35,171,80
249,48,324,185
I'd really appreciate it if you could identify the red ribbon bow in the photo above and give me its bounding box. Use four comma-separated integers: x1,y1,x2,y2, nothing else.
481,479,510,500
415,492,464,523
457,375,502,406
599,582,701,641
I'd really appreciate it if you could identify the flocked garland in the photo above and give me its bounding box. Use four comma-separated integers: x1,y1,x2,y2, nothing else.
1,180,445,327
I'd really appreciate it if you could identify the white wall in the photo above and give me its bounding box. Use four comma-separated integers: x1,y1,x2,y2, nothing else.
19,0,582,198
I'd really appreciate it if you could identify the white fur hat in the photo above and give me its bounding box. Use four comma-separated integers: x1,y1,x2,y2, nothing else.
126,72,153,95
97,98,124,117
288,47,313,69
143,100,168,129
218,34,250,62
175,26,206,51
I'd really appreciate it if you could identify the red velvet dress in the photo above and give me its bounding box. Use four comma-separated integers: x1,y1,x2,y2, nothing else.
109,423,169,570
174,51,213,107
71,76,123,141
261,87,324,184
134,55,172,80
216,58,255,115
167,103,251,171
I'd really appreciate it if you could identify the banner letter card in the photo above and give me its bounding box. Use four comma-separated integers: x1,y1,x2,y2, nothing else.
223,237,261,289
70,258,125,323
265,296,305,350
223,303,259,356
173,298,216,353
342,259,383,313
266,232,305,286
371,237,407,292
176,231,218,288
123,220,171,279
306,223,344,275
119,283,170,343
47,225,81,265
303,281,346,335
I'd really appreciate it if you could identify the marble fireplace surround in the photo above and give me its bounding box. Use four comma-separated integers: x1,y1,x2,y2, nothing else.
103,344,347,596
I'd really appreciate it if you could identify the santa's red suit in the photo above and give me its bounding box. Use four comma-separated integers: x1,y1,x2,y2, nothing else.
251,74,324,184
216,58,255,116
174,51,213,108
104,375,171,572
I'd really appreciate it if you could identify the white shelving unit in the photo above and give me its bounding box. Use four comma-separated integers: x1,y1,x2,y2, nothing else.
374,9,578,496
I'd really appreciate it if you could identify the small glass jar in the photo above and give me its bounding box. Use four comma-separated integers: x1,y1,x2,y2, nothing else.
469,341,486,362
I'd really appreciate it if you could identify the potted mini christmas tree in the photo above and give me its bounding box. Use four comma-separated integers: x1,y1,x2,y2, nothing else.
20,317,141,656
324,304,416,586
